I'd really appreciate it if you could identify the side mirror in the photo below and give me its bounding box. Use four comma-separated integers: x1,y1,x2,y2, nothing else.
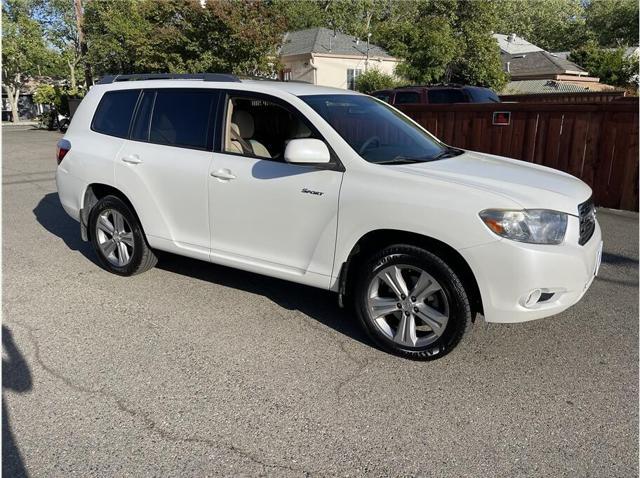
284,138,331,165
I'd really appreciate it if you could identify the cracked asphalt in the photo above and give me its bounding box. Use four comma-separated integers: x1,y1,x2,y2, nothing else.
3,128,638,477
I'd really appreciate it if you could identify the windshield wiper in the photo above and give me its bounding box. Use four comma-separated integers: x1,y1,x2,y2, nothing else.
375,156,429,165
432,147,464,160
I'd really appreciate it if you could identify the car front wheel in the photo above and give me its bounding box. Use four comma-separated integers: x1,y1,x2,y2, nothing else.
355,245,471,360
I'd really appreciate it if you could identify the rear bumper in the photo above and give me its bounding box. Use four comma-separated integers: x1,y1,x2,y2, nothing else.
461,219,602,323
56,166,85,222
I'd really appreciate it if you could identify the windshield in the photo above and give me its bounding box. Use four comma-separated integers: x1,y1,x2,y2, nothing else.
300,94,457,164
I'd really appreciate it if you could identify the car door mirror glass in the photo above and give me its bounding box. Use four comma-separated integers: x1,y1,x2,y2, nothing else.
284,139,331,164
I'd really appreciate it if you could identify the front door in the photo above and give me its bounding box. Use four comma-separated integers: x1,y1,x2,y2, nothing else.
208,92,343,287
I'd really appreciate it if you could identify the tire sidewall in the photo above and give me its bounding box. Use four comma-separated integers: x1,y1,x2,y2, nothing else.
355,246,471,360
89,196,146,276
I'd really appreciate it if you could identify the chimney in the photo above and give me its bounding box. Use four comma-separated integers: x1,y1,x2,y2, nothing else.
508,33,516,43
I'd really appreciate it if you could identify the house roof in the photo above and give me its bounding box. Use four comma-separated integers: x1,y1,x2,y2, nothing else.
503,50,587,78
493,33,543,55
280,27,395,59
501,79,618,94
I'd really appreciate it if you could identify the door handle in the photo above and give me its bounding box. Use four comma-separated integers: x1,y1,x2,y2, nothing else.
210,169,236,180
121,154,142,164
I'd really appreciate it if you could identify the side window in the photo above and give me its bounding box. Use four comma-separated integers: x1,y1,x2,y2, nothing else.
130,90,154,141
91,89,140,138
394,91,421,104
149,89,215,150
223,95,317,161
427,89,468,104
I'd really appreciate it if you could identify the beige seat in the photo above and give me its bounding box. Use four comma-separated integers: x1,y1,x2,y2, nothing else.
229,110,271,158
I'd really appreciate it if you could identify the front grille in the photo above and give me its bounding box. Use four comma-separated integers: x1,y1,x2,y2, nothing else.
578,197,596,246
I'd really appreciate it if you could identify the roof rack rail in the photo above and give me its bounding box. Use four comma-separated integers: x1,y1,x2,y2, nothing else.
96,73,240,84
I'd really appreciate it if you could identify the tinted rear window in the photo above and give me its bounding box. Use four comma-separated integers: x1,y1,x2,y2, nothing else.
394,91,421,104
149,89,215,149
92,90,140,138
427,89,468,104
465,87,500,103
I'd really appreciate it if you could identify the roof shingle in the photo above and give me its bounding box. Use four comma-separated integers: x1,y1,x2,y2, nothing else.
280,28,394,59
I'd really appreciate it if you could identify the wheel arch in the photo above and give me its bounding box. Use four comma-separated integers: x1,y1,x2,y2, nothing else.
338,229,483,319
81,183,143,241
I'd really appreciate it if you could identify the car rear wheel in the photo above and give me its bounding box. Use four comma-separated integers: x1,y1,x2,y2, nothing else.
354,244,471,360
89,195,157,276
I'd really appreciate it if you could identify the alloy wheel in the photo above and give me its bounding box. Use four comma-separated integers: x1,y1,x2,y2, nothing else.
366,264,449,347
95,209,135,267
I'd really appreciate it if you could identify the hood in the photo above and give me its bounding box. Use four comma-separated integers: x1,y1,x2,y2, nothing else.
393,151,591,215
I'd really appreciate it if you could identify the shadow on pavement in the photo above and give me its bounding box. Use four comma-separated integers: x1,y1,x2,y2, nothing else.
33,194,96,264
3,326,32,478
33,193,372,349
601,252,638,267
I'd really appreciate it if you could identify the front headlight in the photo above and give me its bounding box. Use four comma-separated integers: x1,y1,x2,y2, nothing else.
479,209,568,244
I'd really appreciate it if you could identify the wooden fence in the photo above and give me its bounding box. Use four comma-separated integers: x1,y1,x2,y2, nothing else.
500,91,626,104
398,100,639,211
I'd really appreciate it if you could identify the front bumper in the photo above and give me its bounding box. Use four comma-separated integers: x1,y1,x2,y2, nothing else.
461,218,602,323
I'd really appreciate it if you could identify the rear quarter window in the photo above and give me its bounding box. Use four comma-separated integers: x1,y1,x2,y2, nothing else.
91,89,141,138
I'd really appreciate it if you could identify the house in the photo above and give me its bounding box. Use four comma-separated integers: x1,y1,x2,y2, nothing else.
493,33,616,94
279,27,400,90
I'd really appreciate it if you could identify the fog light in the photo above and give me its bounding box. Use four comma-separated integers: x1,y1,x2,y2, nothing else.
523,289,542,308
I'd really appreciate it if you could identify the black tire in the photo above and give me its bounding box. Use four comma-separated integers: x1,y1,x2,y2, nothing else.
88,195,157,276
59,119,69,133
354,244,471,360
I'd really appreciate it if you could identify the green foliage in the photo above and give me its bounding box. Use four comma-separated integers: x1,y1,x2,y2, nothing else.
2,0,58,80
354,68,397,93
395,0,506,90
84,0,286,77
33,0,84,87
569,42,639,87
33,84,59,106
585,0,639,48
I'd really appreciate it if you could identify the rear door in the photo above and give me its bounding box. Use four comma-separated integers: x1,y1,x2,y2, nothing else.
115,88,218,257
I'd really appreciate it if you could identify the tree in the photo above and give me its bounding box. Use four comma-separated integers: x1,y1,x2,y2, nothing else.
569,41,639,88
84,0,286,77
585,0,639,48
355,68,396,93
494,0,590,52
2,0,57,122
34,0,84,90
395,0,506,90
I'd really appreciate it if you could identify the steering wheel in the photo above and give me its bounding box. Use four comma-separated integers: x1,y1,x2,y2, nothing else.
359,136,381,155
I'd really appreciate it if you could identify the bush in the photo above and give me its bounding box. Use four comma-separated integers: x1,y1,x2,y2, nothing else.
355,69,397,94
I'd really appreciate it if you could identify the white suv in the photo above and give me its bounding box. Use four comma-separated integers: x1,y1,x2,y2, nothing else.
56,73,602,359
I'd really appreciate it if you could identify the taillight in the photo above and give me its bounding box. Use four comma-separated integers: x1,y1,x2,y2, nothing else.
56,139,71,165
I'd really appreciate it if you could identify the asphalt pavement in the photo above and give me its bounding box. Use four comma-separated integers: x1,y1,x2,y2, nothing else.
3,128,638,477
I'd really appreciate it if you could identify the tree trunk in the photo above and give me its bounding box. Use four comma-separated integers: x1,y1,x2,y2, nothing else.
67,58,77,90
74,0,93,87
3,84,20,123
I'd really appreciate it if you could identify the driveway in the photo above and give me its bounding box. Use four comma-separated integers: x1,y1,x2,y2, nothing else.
3,128,638,477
